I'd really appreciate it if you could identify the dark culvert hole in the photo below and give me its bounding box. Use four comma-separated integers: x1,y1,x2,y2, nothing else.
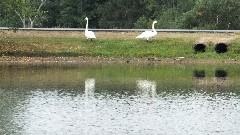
193,43,206,53
193,70,206,78
214,43,228,53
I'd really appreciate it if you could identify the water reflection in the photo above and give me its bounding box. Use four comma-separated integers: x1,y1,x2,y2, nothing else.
215,69,228,78
193,70,206,78
214,69,229,87
193,70,207,86
136,80,156,98
1,64,240,134
193,69,231,87
85,78,95,97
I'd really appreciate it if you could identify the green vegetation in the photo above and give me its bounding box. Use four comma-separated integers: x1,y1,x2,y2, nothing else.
1,0,240,29
0,31,240,60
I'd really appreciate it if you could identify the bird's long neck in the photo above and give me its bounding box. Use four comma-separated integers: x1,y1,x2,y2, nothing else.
152,22,156,32
85,19,88,31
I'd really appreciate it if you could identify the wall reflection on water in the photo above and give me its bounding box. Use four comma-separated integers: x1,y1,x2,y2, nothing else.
0,64,240,134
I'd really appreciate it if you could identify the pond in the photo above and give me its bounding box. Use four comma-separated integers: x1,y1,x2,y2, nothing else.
0,63,240,135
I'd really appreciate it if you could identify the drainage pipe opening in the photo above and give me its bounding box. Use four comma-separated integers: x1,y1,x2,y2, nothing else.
214,43,228,53
193,43,206,53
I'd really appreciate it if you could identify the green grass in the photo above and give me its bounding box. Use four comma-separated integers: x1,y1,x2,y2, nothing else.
0,31,240,59
80,38,193,57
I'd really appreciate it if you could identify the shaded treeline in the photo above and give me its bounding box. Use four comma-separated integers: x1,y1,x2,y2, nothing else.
0,0,239,29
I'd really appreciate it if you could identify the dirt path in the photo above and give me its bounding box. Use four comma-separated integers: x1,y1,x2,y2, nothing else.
0,56,240,65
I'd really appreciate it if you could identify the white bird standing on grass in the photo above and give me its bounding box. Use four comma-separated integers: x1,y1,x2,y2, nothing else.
84,17,96,41
136,20,158,42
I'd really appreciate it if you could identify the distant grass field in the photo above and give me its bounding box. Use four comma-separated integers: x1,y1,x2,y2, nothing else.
0,30,239,59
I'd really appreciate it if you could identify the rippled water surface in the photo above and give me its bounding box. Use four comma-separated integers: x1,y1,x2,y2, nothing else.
0,64,240,135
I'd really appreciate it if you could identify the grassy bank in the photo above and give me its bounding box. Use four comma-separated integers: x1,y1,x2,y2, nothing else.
0,30,240,61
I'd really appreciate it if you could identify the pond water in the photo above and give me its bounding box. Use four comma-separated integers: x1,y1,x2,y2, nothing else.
0,63,240,135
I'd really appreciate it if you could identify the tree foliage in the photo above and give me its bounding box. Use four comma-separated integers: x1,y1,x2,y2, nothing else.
97,0,146,28
180,0,240,29
1,0,239,29
1,0,47,28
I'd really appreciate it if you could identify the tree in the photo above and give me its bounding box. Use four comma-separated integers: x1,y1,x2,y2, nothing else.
97,0,146,28
9,0,46,28
57,0,103,28
41,0,61,27
134,16,153,29
0,0,19,27
180,0,240,29
1,0,239,29
28,0,47,28
0,1,6,26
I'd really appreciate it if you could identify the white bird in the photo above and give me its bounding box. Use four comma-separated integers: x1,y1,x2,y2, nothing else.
84,17,96,41
136,20,157,41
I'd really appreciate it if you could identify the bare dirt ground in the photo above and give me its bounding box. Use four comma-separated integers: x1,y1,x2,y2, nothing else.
0,56,240,66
